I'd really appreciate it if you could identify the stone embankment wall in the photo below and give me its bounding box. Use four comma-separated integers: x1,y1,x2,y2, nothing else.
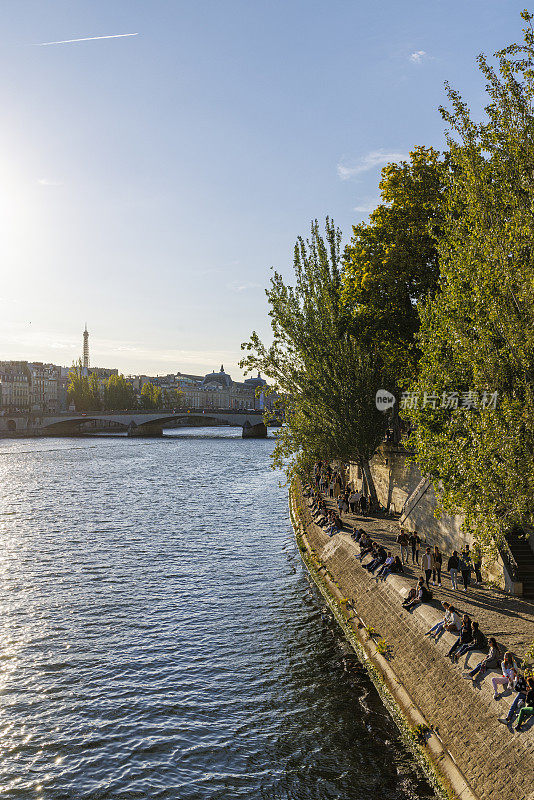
291,484,534,800
348,447,509,589
348,446,467,548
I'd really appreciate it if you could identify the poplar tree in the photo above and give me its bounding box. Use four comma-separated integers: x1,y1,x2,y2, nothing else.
407,11,534,549
68,360,101,411
104,374,136,410
241,218,391,498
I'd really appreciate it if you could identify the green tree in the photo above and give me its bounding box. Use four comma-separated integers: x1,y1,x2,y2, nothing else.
241,218,391,500
104,374,136,410
67,360,97,411
139,381,163,410
140,381,154,410
406,11,534,550
88,373,102,411
161,388,184,409
342,145,446,386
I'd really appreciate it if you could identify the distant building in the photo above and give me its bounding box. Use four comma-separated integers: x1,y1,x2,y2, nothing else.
57,367,71,411
0,362,31,412
0,347,271,415
174,365,268,411
28,362,60,413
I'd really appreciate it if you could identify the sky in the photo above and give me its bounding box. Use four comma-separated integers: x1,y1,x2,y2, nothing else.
0,0,530,378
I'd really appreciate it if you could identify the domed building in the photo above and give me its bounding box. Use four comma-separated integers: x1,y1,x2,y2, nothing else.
201,365,233,390
243,372,267,390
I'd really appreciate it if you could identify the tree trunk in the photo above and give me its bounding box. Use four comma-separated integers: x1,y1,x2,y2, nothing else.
360,458,379,510
391,404,402,445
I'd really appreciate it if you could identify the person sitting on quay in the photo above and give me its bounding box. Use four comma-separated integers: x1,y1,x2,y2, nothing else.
357,537,374,562
491,651,519,700
396,528,410,564
447,614,472,659
377,554,403,581
514,677,534,732
425,602,460,640
465,637,502,680
402,577,432,611
361,541,378,566
327,514,343,537
314,505,329,527
375,551,394,579
364,544,387,573
451,620,486,662
351,527,366,543
499,671,529,726
391,555,404,575
320,510,331,529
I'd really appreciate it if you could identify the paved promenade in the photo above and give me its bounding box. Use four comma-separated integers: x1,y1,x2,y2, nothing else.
329,499,534,657
299,488,534,800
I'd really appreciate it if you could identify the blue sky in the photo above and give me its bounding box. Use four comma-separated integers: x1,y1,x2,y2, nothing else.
0,0,529,377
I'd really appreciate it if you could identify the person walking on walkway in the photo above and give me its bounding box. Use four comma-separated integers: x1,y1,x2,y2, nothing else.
432,545,442,586
422,547,433,588
409,531,421,565
397,529,409,563
448,550,460,590
458,548,472,591
515,677,534,731
472,543,483,585
349,489,360,513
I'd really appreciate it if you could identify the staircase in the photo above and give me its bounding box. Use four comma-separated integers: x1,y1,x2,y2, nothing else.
506,528,534,598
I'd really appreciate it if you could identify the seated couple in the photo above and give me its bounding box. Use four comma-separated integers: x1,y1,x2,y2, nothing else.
498,674,534,731
373,552,403,580
402,577,433,611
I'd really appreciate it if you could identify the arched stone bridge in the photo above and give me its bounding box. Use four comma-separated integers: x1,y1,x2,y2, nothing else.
29,410,268,438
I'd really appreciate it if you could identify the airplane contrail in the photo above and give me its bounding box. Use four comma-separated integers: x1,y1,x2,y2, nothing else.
36,33,139,46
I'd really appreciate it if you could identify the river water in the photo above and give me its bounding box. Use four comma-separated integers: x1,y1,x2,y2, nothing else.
0,429,436,799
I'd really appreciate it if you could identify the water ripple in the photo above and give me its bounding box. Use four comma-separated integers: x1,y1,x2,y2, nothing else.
0,429,435,799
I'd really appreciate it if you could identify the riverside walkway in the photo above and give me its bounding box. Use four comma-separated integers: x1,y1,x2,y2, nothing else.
332,501,534,657
296,486,534,800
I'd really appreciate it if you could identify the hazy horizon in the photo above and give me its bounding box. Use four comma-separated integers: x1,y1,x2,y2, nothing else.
0,0,529,378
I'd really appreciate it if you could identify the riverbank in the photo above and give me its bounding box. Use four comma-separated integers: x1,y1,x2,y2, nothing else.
290,480,534,800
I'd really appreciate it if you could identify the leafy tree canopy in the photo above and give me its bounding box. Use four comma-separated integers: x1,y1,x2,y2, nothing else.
406,11,534,551
104,374,137,411
342,145,446,385
241,218,391,494
67,360,101,412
